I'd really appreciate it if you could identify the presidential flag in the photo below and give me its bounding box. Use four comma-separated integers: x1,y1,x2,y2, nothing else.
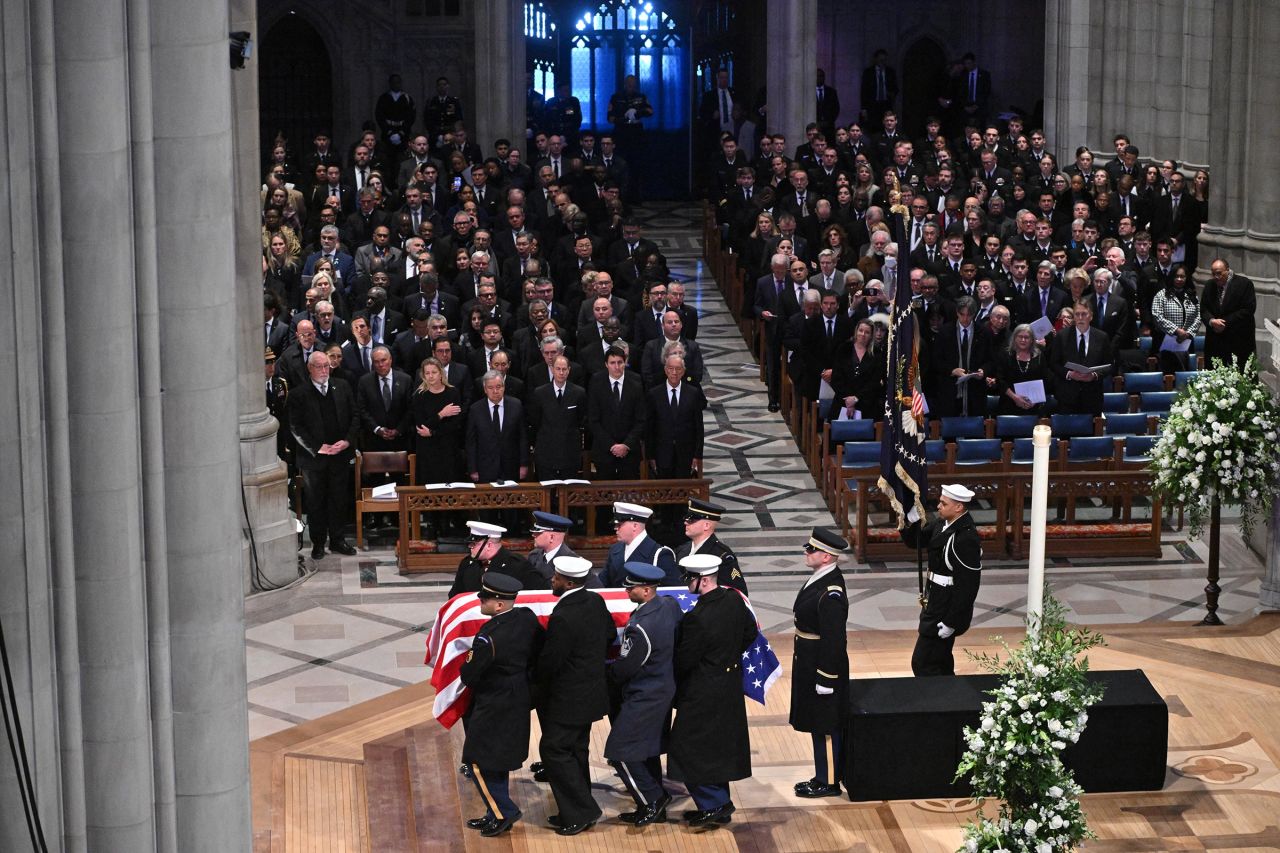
425,587,781,728
878,209,927,526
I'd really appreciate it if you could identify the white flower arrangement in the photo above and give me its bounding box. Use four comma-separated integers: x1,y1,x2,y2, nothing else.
1151,358,1280,538
955,594,1105,852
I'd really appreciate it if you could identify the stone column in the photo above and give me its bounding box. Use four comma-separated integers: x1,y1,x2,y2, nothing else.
231,0,298,591
472,0,526,152
766,0,817,144
149,0,254,846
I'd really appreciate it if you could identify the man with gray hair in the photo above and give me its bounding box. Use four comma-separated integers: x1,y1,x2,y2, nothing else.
1089,267,1134,348
932,295,991,418
303,223,357,287
290,350,359,560
646,354,706,479
754,252,794,412
467,369,529,484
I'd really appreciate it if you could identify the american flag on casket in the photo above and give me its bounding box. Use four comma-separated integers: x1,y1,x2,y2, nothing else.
425,587,783,729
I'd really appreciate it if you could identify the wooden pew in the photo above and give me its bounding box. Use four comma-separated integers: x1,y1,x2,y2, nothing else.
395,484,550,572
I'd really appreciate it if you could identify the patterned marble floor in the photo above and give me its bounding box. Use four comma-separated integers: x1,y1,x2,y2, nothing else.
244,203,1267,739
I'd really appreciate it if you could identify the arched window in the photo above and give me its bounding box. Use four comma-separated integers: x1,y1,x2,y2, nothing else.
525,2,557,97
568,1,687,132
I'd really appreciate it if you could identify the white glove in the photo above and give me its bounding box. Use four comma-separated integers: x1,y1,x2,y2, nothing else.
389,133,402,145
625,108,637,122
937,622,955,639
815,685,834,695
907,506,920,524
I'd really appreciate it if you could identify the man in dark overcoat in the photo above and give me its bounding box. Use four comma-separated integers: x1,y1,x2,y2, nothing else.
900,484,983,675
789,528,850,798
458,573,542,837
604,562,683,827
667,554,759,829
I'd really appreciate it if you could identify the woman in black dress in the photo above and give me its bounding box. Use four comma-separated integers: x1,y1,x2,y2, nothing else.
993,323,1051,417
831,319,885,421
411,357,465,485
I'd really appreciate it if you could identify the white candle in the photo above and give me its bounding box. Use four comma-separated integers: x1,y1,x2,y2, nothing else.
1027,424,1052,635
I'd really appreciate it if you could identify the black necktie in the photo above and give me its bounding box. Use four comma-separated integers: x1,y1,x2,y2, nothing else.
1077,332,1087,359
382,376,392,411
960,328,969,370
670,388,678,410
492,404,501,431
362,346,371,371
613,380,621,405
556,387,563,403
1098,296,1106,319
826,318,834,338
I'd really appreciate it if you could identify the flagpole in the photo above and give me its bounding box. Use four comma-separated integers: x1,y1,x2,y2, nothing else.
1026,424,1052,636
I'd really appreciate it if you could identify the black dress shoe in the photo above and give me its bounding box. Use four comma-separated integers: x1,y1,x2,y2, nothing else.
794,776,821,792
459,764,473,779
310,545,325,560
329,540,357,556
683,809,706,823
795,781,842,798
481,811,520,837
466,816,494,830
546,814,562,828
531,764,548,783
634,795,670,827
768,402,781,412
554,817,598,836
617,810,641,824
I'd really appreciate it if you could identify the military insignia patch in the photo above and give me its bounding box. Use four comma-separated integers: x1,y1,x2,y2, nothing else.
620,636,632,657
465,650,474,662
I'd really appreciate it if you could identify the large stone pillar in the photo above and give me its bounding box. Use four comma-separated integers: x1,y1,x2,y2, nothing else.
473,0,526,152
232,0,298,591
767,0,817,144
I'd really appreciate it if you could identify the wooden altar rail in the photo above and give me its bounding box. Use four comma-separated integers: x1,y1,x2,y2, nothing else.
841,469,1162,563
395,479,712,571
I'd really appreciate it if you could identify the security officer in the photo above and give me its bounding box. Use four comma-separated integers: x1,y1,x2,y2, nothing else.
605,562,684,827
448,521,540,597
676,499,747,593
900,483,983,676
458,573,541,837
667,554,759,829
790,528,850,798
599,502,678,586
535,555,617,836
526,511,598,589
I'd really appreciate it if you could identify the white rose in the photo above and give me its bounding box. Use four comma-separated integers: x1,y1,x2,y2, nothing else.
1037,844,1052,853
1048,785,1064,798
982,717,994,731
1047,718,1063,733
1051,739,1066,749
966,840,979,853
1032,664,1050,677
1049,814,1064,829
1024,818,1038,835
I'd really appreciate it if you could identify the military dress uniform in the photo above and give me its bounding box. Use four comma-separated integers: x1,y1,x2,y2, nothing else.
789,529,850,797
900,487,983,676
265,348,294,471
678,500,748,594
667,554,759,826
599,502,678,586
458,574,542,836
604,562,684,825
449,522,542,597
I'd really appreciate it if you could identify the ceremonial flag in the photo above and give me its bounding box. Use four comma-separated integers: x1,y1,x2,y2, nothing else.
878,210,927,526
425,587,781,729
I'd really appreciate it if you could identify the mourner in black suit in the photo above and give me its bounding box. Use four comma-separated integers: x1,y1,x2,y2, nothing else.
1047,302,1114,416
354,348,412,450
465,372,529,482
931,303,994,418
798,293,853,400
288,352,360,559
458,573,542,837
1202,260,1257,369
859,51,898,124
604,562,684,826
586,351,647,479
645,355,706,479
527,358,587,479
535,556,617,836
900,484,983,676
667,553,759,826
1090,275,1135,350
790,529,851,798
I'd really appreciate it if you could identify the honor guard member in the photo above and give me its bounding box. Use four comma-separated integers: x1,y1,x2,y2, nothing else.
790,528,850,798
605,562,684,827
900,484,983,676
677,499,748,593
599,502,679,586
448,521,541,597
458,573,541,837
535,555,617,836
667,554,759,829
265,347,294,471
526,511,598,588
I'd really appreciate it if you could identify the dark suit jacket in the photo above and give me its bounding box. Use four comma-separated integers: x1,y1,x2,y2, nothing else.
355,368,414,450
1090,292,1135,349
401,290,460,329
645,382,706,476
1048,326,1114,415
586,370,647,468
798,313,854,399
931,323,994,418
860,65,898,113
641,337,704,388
466,347,514,382
1201,272,1257,368
465,395,529,481
443,361,475,410
524,360,587,394
354,308,406,347
288,378,359,470
672,303,700,340
265,318,290,356
1025,285,1071,324
527,382,587,476
340,339,375,383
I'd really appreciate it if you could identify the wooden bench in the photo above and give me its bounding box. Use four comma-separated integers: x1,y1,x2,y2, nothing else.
395,484,550,572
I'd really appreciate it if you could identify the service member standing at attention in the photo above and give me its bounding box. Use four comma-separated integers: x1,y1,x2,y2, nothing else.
458,574,542,837
605,562,684,827
790,528,850,799
900,484,983,676
668,554,759,829
676,499,748,593
448,521,540,598
599,502,679,587
535,555,617,836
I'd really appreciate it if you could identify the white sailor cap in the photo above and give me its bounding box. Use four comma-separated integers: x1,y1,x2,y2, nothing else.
941,484,975,504
612,502,653,523
466,521,507,539
679,553,721,577
552,555,593,579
